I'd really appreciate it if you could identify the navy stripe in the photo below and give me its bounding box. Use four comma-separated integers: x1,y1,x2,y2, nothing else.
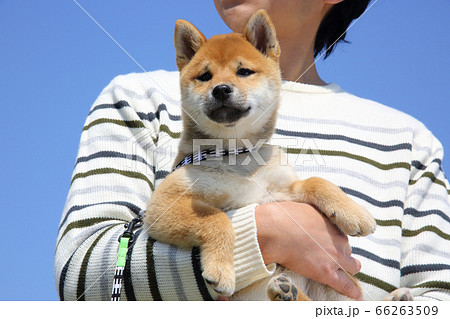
155,170,170,180
59,254,74,301
76,151,154,171
146,237,162,300
89,101,181,122
59,201,141,231
275,128,411,152
352,247,400,270
77,225,115,301
191,247,214,301
411,158,442,170
89,101,129,115
169,245,188,300
401,264,450,276
137,103,181,122
341,187,404,208
404,208,450,224
60,225,113,301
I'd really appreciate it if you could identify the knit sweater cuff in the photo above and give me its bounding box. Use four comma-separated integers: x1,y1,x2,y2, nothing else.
226,204,276,292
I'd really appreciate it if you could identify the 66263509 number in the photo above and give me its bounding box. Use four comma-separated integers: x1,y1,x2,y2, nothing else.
375,305,438,316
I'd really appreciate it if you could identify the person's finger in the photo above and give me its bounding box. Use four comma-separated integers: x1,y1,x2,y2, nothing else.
330,269,364,300
217,296,230,301
337,250,361,276
353,257,361,274
344,243,352,256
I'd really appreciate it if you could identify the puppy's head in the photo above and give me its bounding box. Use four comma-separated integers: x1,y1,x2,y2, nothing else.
174,9,281,140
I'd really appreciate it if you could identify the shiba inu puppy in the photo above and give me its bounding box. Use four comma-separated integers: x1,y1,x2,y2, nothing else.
144,10,377,300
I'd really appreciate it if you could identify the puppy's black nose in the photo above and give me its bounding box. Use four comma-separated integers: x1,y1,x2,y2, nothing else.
212,84,232,101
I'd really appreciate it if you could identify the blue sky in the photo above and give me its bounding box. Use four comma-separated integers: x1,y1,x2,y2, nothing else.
0,1,448,301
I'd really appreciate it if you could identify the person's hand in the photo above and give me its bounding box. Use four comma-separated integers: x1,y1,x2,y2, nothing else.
255,201,363,300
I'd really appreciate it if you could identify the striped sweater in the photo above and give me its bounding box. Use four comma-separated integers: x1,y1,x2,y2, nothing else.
55,70,450,301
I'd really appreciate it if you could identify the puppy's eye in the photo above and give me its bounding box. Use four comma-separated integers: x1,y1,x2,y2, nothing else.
237,68,255,77
196,72,212,82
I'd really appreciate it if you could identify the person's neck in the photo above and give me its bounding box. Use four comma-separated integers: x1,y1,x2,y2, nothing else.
278,35,327,86
276,4,333,86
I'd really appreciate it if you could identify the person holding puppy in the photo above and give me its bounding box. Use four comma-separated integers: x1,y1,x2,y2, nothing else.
55,0,450,300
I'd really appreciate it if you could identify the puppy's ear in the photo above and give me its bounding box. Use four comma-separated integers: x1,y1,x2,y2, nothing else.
174,20,207,71
243,9,280,61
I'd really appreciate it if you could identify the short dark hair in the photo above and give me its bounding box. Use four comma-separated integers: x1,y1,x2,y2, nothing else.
314,0,371,59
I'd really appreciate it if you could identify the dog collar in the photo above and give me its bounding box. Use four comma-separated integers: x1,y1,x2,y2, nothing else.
172,147,253,172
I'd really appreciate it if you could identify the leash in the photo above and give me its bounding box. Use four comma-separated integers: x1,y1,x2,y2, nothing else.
111,210,145,301
172,147,253,171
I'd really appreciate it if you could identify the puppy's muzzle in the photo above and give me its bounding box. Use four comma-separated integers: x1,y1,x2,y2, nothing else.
206,84,251,124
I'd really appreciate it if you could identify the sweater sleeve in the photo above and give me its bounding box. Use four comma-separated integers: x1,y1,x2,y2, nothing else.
400,123,450,300
54,73,273,301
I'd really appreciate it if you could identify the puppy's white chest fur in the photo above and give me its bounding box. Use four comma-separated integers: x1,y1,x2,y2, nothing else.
180,145,298,210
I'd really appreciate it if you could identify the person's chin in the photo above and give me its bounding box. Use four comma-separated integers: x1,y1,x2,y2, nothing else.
219,2,266,32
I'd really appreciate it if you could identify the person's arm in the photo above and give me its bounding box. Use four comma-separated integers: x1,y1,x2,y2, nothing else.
54,72,272,300
400,124,450,300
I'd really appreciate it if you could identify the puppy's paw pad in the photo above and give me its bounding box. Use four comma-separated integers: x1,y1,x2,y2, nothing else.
202,264,235,297
382,288,413,301
267,274,298,301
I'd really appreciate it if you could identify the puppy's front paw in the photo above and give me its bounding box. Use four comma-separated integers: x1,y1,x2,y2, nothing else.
202,262,235,297
293,178,376,237
331,202,376,237
382,288,413,301
267,273,300,301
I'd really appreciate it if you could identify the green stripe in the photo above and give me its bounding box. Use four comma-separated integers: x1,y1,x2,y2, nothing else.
285,148,411,171
402,226,450,241
76,225,116,301
159,124,181,139
375,219,402,227
413,281,450,290
409,172,450,194
70,168,154,191
354,272,396,293
58,218,126,246
83,118,145,131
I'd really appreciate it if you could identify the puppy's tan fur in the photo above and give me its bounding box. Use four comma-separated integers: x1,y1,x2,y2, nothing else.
144,10,376,300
